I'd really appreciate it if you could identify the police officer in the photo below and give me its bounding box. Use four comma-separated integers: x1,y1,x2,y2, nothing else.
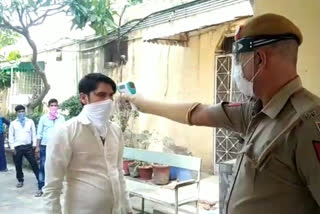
123,13,320,214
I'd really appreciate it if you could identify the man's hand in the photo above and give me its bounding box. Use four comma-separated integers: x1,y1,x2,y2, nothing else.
35,146,40,153
35,146,40,159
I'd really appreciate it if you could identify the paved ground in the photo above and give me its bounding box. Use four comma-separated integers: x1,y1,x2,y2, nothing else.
0,165,43,213
0,164,219,214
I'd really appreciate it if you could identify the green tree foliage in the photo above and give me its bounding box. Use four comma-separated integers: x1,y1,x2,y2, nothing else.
0,29,20,62
0,71,11,91
0,30,21,92
0,0,71,111
68,0,117,35
68,0,143,35
0,0,120,111
60,95,83,120
0,0,142,109
0,30,19,50
6,50,21,61
128,0,143,6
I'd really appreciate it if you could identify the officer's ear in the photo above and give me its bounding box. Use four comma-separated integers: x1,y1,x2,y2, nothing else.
255,50,267,70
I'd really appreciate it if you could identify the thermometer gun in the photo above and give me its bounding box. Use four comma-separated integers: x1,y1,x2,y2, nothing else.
117,81,137,110
117,81,136,95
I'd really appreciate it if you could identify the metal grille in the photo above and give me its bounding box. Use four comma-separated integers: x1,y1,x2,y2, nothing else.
214,55,248,163
11,72,43,96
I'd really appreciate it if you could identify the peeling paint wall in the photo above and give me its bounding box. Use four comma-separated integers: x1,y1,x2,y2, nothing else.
110,18,248,172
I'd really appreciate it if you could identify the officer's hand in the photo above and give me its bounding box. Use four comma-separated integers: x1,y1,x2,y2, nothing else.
119,94,145,112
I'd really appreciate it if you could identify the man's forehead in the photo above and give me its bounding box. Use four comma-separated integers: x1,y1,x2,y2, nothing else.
95,83,114,94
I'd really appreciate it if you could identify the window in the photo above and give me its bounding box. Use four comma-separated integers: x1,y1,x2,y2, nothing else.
221,37,234,54
13,72,43,95
104,40,128,67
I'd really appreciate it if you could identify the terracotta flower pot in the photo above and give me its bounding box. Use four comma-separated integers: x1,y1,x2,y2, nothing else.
123,160,134,176
152,164,171,185
138,166,153,180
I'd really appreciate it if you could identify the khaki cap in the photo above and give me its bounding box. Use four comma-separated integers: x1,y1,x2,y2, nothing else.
233,13,303,54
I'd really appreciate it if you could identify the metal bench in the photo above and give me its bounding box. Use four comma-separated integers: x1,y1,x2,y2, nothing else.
123,147,202,214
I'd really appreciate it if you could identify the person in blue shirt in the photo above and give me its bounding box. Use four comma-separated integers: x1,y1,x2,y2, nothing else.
35,98,65,197
0,112,10,172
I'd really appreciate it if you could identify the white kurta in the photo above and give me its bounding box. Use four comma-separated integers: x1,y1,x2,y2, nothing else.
42,112,132,214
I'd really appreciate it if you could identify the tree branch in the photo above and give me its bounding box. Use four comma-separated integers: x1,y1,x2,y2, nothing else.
21,30,50,111
0,20,24,34
26,11,33,26
17,7,26,29
32,9,67,26
29,4,67,27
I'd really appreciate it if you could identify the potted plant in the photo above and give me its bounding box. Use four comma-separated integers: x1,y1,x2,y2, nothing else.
128,161,140,178
138,162,153,180
152,164,171,185
112,97,139,133
134,130,152,149
123,159,134,176
112,97,140,173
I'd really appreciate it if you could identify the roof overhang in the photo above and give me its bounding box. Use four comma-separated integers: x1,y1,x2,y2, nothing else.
0,61,45,73
143,0,253,46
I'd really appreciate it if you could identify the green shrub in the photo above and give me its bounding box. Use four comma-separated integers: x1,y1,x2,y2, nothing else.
5,112,16,121
60,95,83,120
27,112,43,127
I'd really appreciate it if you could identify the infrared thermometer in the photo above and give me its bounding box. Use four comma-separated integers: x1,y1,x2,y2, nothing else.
117,81,136,95
117,81,137,110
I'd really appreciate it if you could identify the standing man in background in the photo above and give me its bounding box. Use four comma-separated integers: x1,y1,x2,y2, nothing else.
9,105,40,194
0,111,10,172
35,98,65,197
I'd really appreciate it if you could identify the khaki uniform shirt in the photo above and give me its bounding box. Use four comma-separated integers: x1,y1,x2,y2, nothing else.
43,112,132,214
210,77,320,214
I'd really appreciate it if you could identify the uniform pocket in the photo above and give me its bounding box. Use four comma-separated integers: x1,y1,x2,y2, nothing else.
259,155,305,189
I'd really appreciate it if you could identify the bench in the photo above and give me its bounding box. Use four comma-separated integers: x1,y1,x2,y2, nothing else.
123,147,202,214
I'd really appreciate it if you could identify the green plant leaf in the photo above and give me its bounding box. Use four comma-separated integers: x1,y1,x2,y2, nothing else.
0,71,11,91
6,50,21,61
60,95,83,120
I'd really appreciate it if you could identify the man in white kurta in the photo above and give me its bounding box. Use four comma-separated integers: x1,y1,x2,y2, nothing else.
43,73,132,214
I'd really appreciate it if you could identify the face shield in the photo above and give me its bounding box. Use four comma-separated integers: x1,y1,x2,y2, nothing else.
232,34,300,98
232,50,255,97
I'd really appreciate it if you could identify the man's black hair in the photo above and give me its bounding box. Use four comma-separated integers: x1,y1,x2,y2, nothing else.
15,105,25,112
48,98,58,106
78,73,116,95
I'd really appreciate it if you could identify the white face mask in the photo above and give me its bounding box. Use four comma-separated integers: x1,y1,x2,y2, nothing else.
82,99,113,137
232,55,257,97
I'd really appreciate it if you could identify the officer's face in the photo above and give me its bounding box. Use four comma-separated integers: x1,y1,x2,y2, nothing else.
239,49,269,99
237,52,255,81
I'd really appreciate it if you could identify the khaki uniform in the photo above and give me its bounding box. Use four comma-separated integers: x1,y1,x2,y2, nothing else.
210,77,320,214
